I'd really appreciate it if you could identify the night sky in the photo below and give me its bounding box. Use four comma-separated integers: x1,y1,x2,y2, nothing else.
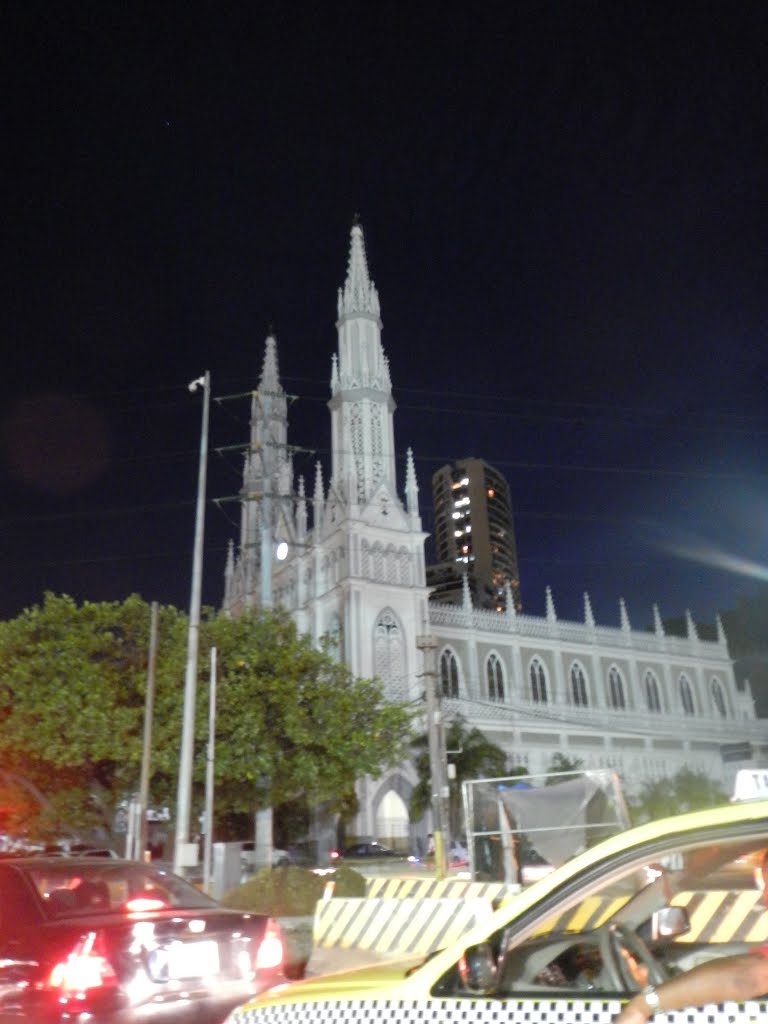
2,5,767,631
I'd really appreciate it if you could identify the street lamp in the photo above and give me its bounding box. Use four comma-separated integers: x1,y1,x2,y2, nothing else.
174,371,210,875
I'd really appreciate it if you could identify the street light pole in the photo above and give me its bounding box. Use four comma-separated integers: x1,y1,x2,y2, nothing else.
174,371,210,875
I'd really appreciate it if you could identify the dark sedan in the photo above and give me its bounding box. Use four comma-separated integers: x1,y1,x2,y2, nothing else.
330,841,417,863
0,856,285,1023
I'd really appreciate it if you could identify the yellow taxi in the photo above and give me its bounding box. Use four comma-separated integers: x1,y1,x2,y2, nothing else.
226,798,768,1023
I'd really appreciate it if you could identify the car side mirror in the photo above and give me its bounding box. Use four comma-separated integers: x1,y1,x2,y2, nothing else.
649,905,690,941
458,942,498,995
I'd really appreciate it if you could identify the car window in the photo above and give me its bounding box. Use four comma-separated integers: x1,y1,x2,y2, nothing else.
27,863,218,917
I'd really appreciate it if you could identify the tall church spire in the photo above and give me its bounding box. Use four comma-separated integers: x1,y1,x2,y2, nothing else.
329,221,396,506
337,221,381,320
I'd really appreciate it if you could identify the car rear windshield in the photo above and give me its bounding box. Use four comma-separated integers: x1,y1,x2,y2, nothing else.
27,862,217,917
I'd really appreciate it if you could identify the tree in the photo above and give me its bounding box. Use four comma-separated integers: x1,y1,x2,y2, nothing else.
189,609,414,822
628,766,728,824
545,752,584,781
0,594,414,844
0,592,187,840
409,716,507,836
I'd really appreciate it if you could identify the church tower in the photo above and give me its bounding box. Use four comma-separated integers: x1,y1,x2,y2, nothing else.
225,221,432,842
226,222,430,701
312,222,430,701
223,332,293,616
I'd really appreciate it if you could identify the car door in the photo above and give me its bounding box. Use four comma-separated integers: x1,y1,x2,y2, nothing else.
0,864,45,1013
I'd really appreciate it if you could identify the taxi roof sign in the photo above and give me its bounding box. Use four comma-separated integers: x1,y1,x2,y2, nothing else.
732,768,768,802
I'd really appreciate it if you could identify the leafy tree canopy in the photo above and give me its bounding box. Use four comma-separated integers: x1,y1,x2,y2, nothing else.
0,593,413,843
0,592,187,840
628,766,728,824
545,752,584,781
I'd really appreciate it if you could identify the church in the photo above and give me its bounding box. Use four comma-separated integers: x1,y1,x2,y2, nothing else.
223,222,767,848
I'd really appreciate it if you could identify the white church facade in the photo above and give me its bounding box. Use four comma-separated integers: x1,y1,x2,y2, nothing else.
223,222,768,847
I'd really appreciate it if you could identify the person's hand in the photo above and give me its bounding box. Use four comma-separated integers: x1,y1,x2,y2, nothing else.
614,995,650,1024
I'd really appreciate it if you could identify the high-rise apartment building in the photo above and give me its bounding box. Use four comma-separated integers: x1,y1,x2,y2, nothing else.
429,458,521,611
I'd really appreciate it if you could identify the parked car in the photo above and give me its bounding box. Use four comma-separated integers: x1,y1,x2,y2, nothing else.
0,855,286,1022
225,797,768,1023
241,840,318,871
241,840,294,871
330,841,415,863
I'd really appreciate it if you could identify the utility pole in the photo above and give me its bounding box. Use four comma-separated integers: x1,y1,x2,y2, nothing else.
174,371,210,875
416,634,451,878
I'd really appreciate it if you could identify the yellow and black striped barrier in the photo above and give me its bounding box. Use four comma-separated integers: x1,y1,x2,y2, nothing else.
670,890,768,943
365,877,518,907
535,890,768,944
313,886,768,962
312,896,494,957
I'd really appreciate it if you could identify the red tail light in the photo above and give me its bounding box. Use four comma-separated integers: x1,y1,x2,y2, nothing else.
255,918,284,971
47,930,117,993
124,896,166,912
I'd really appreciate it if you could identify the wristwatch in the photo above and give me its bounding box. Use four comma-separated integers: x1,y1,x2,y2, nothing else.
642,985,661,1014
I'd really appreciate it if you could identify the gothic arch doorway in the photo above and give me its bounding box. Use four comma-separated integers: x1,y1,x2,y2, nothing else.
374,788,409,847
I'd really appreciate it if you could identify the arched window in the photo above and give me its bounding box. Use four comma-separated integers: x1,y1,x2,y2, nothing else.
608,666,626,709
570,663,588,706
644,671,661,713
373,610,405,701
486,653,504,702
440,649,460,699
711,677,727,717
680,675,695,715
530,658,548,704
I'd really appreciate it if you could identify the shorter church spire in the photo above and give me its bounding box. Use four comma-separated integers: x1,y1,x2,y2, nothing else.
545,586,557,622
686,609,699,641
505,580,517,626
296,475,307,542
313,461,325,529
583,591,595,629
405,447,419,517
619,597,631,632
715,613,727,647
462,572,473,611
653,604,665,637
